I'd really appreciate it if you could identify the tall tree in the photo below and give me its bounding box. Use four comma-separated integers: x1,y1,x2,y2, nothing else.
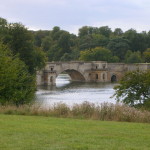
0,19,47,74
107,37,130,60
34,30,50,47
0,43,35,105
99,26,112,37
124,29,148,52
113,28,123,36
0,17,7,36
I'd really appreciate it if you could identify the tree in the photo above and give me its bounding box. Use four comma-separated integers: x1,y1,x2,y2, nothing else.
8,23,42,73
79,35,93,50
79,47,119,62
60,53,72,61
33,47,47,70
0,17,8,37
113,70,150,107
99,26,112,37
124,29,147,52
78,26,99,37
0,19,47,74
91,34,109,47
143,48,150,63
58,31,71,53
0,43,35,105
78,26,90,37
113,28,123,36
79,33,109,50
33,30,50,47
51,26,61,40
42,27,75,62
125,50,143,63
41,36,53,51
107,37,130,60
0,18,11,44
147,31,150,48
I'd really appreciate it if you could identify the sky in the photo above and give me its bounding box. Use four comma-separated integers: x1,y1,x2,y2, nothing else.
1,0,150,34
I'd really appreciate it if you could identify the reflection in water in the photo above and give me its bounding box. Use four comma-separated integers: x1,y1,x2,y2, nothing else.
36,74,117,106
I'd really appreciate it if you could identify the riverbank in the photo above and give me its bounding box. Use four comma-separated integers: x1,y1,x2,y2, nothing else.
0,114,150,150
0,102,150,123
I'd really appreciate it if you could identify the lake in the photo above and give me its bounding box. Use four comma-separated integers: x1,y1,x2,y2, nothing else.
36,74,117,107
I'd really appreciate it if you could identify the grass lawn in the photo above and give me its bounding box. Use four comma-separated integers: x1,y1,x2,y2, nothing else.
0,114,150,150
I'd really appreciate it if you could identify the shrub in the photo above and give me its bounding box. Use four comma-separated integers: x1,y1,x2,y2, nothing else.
0,102,150,123
113,70,150,107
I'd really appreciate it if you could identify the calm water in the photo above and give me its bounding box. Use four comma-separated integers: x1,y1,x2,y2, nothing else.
36,74,117,106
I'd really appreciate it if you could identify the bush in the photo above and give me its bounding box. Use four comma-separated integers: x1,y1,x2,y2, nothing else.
0,102,150,123
113,70,150,107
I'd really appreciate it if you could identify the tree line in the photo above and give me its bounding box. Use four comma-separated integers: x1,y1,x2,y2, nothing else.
2,17,149,64
33,25,150,63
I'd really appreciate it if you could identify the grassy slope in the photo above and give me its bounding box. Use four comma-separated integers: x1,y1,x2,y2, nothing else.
0,115,150,150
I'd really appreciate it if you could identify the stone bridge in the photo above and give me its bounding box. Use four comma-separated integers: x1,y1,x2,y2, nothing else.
36,61,150,85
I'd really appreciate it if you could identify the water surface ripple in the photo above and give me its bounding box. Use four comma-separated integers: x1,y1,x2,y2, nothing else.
36,74,117,106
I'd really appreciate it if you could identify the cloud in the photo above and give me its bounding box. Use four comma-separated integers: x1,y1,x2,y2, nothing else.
1,0,150,34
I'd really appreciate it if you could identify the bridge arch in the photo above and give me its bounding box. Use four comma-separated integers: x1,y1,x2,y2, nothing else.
111,74,117,82
57,69,86,82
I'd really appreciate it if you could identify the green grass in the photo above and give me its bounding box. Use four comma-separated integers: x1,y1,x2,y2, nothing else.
0,115,150,150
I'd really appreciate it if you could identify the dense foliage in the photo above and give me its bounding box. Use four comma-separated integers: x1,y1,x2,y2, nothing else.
113,70,150,107
1,18,150,63
79,47,119,62
0,17,47,105
33,26,150,63
0,43,35,105
0,18,47,74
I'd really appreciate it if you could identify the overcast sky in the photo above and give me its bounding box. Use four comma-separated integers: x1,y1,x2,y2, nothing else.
1,0,150,34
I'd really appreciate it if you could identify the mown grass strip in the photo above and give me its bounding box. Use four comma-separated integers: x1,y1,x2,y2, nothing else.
0,114,150,150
